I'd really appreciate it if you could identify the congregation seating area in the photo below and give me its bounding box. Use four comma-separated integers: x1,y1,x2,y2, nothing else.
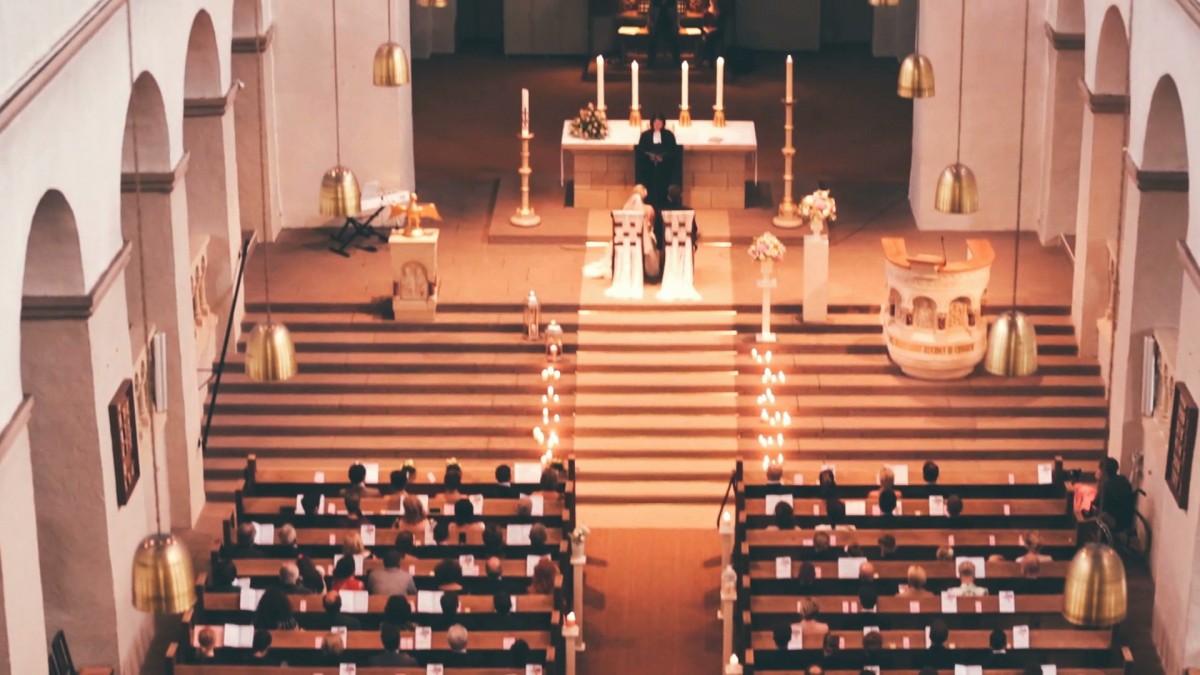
165,455,579,673
729,459,1137,674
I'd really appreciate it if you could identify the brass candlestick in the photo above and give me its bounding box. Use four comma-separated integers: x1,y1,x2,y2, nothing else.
713,105,726,128
510,130,541,227
678,105,692,127
629,105,642,127
773,96,802,228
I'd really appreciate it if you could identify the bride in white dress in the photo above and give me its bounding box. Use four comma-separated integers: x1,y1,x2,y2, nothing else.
584,185,653,281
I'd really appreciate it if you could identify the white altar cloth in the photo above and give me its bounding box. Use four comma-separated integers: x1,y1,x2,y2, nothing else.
560,120,758,185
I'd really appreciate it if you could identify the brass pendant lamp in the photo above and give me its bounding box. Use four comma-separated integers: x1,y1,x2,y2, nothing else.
246,0,297,383
373,0,411,87
416,0,449,7
933,0,978,214
319,0,362,217
1063,477,1128,626
983,0,1037,377
897,0,934,98
126,2,195,614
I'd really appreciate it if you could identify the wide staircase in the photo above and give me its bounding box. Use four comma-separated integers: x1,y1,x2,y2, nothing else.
737,303,1106,464
202,301,577,501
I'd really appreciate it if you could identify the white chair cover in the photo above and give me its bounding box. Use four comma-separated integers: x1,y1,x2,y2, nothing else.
605,210,645,300
657,210,700,301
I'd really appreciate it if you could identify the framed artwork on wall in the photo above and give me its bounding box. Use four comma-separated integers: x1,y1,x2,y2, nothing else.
109,378,141,507
1166,382,1197,510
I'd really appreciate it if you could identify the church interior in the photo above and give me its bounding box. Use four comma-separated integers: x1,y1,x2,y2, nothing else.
1,0,1198,674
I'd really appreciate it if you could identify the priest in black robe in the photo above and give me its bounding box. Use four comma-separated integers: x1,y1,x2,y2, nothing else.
635,114,681,210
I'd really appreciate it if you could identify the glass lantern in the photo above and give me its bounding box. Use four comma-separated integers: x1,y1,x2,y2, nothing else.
523,290,541,341
545,320,564,363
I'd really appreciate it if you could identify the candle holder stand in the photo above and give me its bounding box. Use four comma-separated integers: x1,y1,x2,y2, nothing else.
629,105,642,127
713,105,726,128
678,105,692,127
773,96,803,229
510,130,541,228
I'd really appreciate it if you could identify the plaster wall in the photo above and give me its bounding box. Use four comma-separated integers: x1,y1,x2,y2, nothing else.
909,0,1046,233
0,428,49,675
273,0,416,229
0,0,101,100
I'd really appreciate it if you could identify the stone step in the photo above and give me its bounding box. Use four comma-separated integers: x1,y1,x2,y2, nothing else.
204,435,567,454
206,414,571,434
576,330,740,347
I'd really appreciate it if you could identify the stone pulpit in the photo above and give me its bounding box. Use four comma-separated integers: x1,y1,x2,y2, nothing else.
389,228,439,320
881,237,994,380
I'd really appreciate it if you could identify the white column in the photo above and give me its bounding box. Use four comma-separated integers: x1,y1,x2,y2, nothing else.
0,419,49,675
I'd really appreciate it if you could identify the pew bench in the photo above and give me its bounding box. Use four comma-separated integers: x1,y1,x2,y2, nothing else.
745,528,1076,548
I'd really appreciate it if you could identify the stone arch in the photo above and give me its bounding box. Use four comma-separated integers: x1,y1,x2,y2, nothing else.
122,72,171,174
184,10,223,99
1093,6,1128,96
912,296,936,330
1142,76,1188,173
948,296,972,329
23,190,85,297
887,288,901,320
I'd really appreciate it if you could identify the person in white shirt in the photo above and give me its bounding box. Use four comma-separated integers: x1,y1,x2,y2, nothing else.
947,560,988,597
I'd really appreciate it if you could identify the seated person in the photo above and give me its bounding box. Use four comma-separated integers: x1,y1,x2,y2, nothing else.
293,491,325,527
529,557,557,594
396,495,428,535
1020,556,1042,579
316,590,361,630
297,557,326,594
443,465,466,505
809,531,837,561
877,488,899,516
367,549,417,596
329,555,363,592
277,562,309,596
858,561,877,582
875,533,898,560
529,523,549,547
337,494,366,528
228,522,263,558
1091,457,1135,532
495,464,519,497
1015,530,1054,564
494,590,514,615
437,591,462,628
342,463,380,499
772,501,795,530
927,618,950,651
935,545,955,562
945,494,964,518
341,530,373,560
367,623,419,667
482,523,506,555
899,565,934,599
989,627,1008,654
771,624,791,650
792,598,829,637
868,466,900,501
317,633,348,667
862,629,884,657
208,559,240,592
947,560,987,597
435,558,465,592
516,495,534,517
858,584,879,613
448,499,486,542
382,594,415,630
448,623,469,654
538,467,562,499
245,629,278,666
276,523,299,556
253,587,299,631
795,561,817,592
195,627,218,661
922,460,939,484
486,556,505,584
393,531,419,569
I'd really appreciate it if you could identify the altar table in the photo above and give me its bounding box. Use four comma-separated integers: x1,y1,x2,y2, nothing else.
561,120,757,209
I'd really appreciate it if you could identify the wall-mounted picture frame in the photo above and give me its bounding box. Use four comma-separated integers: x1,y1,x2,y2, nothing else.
1166,382,1197,511
108,378,141,507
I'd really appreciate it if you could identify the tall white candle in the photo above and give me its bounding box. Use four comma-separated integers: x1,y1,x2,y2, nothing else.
521,88,529,132
786,55,793,101
596,55,605,110
681,60,689,108
716,56,725,108
631,60,640,110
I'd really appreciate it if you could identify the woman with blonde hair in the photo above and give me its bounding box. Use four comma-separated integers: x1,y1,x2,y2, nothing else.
396,495,427,535
1015,530,1053,564
899,565,934,598
341,530,372,559
792,597,830,637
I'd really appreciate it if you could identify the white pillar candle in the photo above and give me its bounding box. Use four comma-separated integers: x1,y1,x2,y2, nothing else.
786,55,793,101
631,60,639,110
681,61,689,108
716,56,725,108
596,55,605,109
521,88,529,132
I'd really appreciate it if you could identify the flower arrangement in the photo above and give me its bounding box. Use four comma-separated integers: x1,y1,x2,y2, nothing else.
748,232,786,262
570,525,591,543
569,103,609,140
799,188,837,227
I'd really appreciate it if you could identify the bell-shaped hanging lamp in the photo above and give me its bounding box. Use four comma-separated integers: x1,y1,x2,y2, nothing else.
934,163,978,214
416,0,448,7
898,54,935,98
373,43,410,86
983,310,1037,376
1062,542,1128,627
319,165,362,217
245,322,298,382
373,0,411,86
869,0,901,5
132,533,196,614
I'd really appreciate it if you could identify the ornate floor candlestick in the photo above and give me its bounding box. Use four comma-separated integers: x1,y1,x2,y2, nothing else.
511,128,540,227
774,56,801,228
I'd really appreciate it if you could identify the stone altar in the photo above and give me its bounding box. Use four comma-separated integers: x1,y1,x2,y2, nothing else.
389,228,439,321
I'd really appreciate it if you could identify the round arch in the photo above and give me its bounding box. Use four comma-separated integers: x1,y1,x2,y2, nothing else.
1093,6,1128,96
122,72,171,173
23,190,85,297
184,10,223,99
1142,76,1189,173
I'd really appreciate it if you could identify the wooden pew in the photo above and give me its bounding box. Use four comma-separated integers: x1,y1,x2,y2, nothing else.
748,559,1070,581
741,458,1073,488
201,591,555,614
745,497,1069,517
747,628,1111,651
745,528,1076,548
222,526,565,549
188,626,551,651
164,643,554,675
238,494,565,518
750,593,1065,616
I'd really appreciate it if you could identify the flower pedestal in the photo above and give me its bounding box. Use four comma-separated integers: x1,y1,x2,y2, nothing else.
803,234,829,323
758,260,778,343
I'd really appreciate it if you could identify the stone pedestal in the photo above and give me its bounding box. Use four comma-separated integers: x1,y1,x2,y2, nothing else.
389,228,439,321
803,234,829,323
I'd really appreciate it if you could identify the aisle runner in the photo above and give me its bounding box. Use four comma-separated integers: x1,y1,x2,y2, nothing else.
573,211,739,529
